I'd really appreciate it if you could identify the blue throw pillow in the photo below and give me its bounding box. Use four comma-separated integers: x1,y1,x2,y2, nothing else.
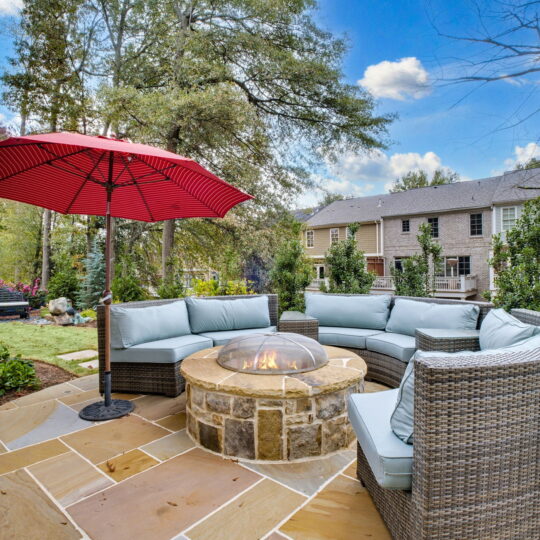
305,293,391,330
390,359,415,444
185,295,270,334
111,301,191,349
386,299,479,337
480,309,539,350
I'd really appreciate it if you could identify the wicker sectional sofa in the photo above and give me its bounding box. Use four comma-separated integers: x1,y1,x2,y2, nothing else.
97,294,278,396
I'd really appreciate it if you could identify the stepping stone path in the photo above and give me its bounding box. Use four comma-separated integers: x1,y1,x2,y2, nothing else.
56,350,98,370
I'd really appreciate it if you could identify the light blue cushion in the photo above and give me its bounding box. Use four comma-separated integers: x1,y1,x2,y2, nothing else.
305,293,391,330
185,295,271,334
480,308,539,350
348,389,413,490
110,334,212,364
365,333,416,363
111,301,191,349
386,299,480,337
318,327,383,349
390,361,415,444
199,326,276,346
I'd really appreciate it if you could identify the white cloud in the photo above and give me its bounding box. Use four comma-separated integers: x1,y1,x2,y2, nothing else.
358,57,430,100
0,0,23,16
502,142,540,170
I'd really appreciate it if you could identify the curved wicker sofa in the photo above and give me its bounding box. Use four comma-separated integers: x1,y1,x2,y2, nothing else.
97,294,278,397
355,307,540,539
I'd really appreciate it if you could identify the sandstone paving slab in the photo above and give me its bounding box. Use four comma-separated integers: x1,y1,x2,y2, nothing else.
67,448,262,540
0,400,92,450
11,382,79,408
244,450,355,496
58,388,101,405
342,460,357,479
78,360,98,369
133,393,186,421
0,439,69,475
186,478,306,540
266,532,290,540
61,414,169,464
280,474,391,540
0,401,18,411
57,350,98,361
0,469,82,539
364,381,391,393
155,412,187,432
97,449,159,482
29,451,113,506
69,374,99,391
67,393,142,412
141,429,195,461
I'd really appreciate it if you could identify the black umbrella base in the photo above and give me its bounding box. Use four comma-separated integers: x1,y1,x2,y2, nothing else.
79,399,134,421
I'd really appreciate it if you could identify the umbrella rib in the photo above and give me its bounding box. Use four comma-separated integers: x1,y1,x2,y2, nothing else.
65,152,106,214
120,154,155,221
0,148,89,183
134,155,221,216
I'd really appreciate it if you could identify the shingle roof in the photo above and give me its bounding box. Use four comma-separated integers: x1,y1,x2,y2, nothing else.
305,169,539,227
292,206,323,222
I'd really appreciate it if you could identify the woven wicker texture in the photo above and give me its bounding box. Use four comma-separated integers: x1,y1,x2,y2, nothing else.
415,330,480,353
97,294,278,396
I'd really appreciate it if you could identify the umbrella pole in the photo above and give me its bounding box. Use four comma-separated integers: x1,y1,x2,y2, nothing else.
79,156,134,421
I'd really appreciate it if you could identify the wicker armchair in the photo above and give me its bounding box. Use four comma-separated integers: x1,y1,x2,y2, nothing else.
97,294,278,397
357,308,540,540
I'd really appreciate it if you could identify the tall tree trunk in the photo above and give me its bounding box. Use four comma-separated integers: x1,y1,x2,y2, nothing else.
41,209,51,288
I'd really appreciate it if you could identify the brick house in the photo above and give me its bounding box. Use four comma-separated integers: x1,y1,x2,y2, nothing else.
303,169,539,300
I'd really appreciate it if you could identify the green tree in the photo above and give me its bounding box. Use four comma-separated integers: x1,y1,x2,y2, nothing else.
270,224,313,313
392,223,442,297
515,158,540,170
389,169,459,193
324,223,375,294
47,254,80,302
77,238,105,309
487,198,540,311
318,193,346,207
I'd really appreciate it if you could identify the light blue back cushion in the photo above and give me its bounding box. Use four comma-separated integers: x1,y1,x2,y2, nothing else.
390,332,540,444
305,293,391,330
390,360,415,444
386,299,480,337
111,301,191,349
185,295,270,334
480,308,539,350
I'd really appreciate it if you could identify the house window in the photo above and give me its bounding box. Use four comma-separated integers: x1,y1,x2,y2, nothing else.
401,219,410,233
470,213,483,236
501,207,517,231
427,217,439,238
394,257,406,272
306,230,314,248
330,228,339,244
316,265,325,279
440,256,471,277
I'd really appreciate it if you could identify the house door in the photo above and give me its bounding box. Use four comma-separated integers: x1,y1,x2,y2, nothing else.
367,257,385,276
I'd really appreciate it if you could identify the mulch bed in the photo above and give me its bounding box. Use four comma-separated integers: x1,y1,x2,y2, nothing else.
0,360,77,406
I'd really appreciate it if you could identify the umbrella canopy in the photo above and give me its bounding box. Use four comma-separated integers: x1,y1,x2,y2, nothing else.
0,132,252,221
0,132,253,421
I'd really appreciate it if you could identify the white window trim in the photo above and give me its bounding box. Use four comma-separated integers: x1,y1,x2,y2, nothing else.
330,228,339,244
501,206,518,232
305,230,314,248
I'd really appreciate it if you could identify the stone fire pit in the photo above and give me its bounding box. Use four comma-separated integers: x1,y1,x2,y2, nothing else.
181,343,366,462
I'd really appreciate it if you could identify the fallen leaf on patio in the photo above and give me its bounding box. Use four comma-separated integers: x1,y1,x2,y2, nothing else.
232,477,239,482
0,490,6,495
106,461,116,472
167,501,178,507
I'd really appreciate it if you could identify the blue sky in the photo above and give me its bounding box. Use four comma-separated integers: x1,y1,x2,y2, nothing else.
0,0,538,205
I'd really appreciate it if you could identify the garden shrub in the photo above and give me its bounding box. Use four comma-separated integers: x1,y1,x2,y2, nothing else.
112,271,148,303
0,278,47,308
47,255,80,302
0,342,39,396
157,273,186,299
191,279,253,296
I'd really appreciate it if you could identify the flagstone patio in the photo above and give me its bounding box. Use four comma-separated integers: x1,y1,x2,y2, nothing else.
0,374,391,540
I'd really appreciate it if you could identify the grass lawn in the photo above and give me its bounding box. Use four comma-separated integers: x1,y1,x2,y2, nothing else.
0,322,98,376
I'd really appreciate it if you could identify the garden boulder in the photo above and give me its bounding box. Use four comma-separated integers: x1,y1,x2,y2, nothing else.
48,297,69,315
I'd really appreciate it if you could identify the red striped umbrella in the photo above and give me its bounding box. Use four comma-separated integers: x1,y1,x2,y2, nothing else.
0,132,253,420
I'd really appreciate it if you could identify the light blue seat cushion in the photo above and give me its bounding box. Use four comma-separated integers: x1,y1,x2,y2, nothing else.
185,295,270,334
199,326,276,346
318,327,383,349
386,299,480,337
110,334,212,364
390,332,540,444
365,333,416,363
390,360,415,444
111,301,191,349
305,293,391,330
480,308,539,350
348,389,413,490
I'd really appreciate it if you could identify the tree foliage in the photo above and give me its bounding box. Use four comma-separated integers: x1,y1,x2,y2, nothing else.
487,198,540,311
269,223,313,313
515,158,540,171
324,222,375,294
77,238,105,309
392,223,443,297
389,169,459,193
